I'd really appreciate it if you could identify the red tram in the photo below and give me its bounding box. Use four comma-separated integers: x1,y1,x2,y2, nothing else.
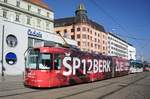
24,45,129,88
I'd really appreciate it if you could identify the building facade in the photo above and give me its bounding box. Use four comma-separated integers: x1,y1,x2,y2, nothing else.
107,32,136,60
128,44,136,60
0,0,77,75
54,4,108,54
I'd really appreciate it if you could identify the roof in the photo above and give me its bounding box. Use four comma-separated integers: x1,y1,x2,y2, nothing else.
55,17,75,27
54,17,106,32
24,0,53,11
108,32,133,46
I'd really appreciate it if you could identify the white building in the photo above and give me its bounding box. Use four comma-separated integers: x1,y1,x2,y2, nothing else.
107,32,136,60
107,32,128,59
128,44,136,60
0,0,77,75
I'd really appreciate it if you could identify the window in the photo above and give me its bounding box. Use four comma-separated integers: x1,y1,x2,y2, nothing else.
88,42,90,46
47,12,50,17
37,19,41,27
38,8,41,14
82,27,86,31
71,35,75,39
28,38,43,47
88,35,90,39
95,44,97,48
77,34,80,38
77,28,80,31
103,35,105,38
16,1,20,7
87,28,89,32
103,46,105,50
82,34,86,39
95,38,97,42
95,32,97,36
28,5,31,11
91,43,93,47
78,41,80,46
90,37,92,40
98,45,100,49
26,49,39,69
34,39,43,46
46,21,50,30
15,13,20,22
54,54,62,70
103,41,105,44
39,53,52,70
28,38,34,47
71,28,75,32
90,30,92,34
83,42,87,46
27,16,31,25
4,0,7,3
3,9,7,18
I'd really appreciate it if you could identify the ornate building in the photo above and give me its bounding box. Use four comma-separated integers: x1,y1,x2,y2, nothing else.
54,4,108,54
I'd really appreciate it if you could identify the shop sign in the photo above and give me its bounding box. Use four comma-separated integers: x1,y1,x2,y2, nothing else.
27,29,42,38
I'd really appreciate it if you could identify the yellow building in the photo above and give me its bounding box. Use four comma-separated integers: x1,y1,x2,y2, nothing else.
54,4,107,54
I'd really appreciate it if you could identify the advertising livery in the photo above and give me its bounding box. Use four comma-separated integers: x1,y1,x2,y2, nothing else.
25,46,129,88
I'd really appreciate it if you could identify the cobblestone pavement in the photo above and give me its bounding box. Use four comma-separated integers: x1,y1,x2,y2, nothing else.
0,72,149,99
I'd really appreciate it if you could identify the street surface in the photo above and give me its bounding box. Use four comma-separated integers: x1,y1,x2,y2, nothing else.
0,72,150,99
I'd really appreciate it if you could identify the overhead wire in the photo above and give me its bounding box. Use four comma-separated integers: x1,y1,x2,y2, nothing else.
87,0,150,61
88,0,150,41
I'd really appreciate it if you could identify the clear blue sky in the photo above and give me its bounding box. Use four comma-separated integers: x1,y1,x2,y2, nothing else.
44,0,150,62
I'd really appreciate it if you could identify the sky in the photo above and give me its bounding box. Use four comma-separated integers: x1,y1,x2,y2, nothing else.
43,0,150,62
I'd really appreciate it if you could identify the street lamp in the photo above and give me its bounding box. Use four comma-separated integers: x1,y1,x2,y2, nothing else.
0,8,5,77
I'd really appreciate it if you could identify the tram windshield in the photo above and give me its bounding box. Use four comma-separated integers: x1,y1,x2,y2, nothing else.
26,49,52,70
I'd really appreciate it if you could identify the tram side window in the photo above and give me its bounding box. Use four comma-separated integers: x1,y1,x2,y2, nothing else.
39,54,52,70
27,49,39,69
54,54,62,70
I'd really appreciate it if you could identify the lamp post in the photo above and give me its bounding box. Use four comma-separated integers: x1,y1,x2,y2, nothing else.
1,25,5,77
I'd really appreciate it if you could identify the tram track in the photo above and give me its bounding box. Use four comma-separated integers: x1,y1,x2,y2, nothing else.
56,73,148,99
0,73,147,98
56,82,116,99
98,74,148,99
0,81,115,98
